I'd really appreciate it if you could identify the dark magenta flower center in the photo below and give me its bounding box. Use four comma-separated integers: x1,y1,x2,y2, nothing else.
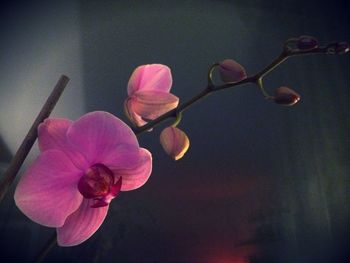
78,163,122,208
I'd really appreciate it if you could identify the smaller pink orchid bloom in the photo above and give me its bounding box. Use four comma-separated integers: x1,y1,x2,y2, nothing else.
124,64,179,127
14,111,152,246
160,126,190,161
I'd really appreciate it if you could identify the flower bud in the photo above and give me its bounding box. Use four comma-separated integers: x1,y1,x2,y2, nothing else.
334,41,350,54
218,59,247,83
160,127,190,161
273,86,300,106
297,35,318,50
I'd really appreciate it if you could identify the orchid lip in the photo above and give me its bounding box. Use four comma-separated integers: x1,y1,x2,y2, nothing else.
78,163,122,208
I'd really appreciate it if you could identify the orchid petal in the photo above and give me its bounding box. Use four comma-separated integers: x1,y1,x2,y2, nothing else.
101,144,142,169
127,64,172,95
38,118,89,170
67,111,138,164
100,145,152,191
124,98,147,127
57,199,108,246
38,118,72,152
113,148,152,191
14,150,83,227
132,90,179,121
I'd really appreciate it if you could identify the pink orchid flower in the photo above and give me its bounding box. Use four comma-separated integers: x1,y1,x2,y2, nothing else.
124,64,179,127
14,111,152,246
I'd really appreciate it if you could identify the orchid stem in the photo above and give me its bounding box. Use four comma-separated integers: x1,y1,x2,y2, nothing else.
0,75,69,204
171,112,183,127
134,43,337,135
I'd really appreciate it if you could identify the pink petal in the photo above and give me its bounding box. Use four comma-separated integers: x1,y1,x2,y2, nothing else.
114,148,152,191
99,145,152,191
101,144,143,170
124,98,147,127
67,111,138,164
38,118,89,170
131,90,179,121
127,64,173,95
14,150,83,227
38,118,72,152
57,199,109,246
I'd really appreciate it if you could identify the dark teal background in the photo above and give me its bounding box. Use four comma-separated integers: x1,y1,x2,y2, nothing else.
0,1,349,262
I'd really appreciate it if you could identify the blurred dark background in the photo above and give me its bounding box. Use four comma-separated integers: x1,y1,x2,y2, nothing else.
0,0,349,262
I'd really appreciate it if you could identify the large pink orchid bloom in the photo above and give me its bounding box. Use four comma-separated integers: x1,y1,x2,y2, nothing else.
124,64,179,127
14,111,152,246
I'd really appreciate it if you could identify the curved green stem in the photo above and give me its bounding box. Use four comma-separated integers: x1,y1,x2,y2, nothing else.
255,77,273,99
207,63,219,87
171,111,183,127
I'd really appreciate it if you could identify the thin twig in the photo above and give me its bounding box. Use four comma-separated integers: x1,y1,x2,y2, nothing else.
0,75,70,204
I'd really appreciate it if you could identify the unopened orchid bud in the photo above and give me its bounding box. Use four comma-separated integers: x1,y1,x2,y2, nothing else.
297,35,318,50
335,42,350,54
273,86,300,106
218,59,247,83
160,127,190,161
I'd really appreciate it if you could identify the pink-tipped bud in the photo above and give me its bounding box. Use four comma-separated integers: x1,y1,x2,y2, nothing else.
218,59,247,83
160,127,190,161
273,86,301,106
297,35,319,50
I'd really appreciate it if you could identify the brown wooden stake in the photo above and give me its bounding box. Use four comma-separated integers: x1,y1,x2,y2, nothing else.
0,75,70,204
